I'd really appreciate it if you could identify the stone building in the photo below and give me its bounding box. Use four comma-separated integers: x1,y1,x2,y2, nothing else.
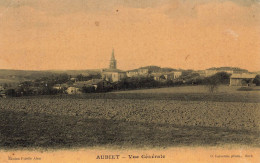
172,71,182,79
101,49,126,82
152,71,182,81
126,68,149,77
229,73,256,86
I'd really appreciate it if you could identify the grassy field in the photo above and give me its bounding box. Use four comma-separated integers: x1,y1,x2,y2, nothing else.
111,85,260,94
0,86,259,149
0,78,20,84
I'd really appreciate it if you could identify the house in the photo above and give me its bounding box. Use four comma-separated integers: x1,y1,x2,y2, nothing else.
161,71,182,80
152,71,182,81
152,73,166,81
172,71,182,79
126,68,149,77
126,70,139,77
138,68,149,75
229,73,256,86
66,86,82,94
0,86,6,98
163,73,175,80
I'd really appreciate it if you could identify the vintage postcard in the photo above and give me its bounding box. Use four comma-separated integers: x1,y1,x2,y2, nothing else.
0,0,259,162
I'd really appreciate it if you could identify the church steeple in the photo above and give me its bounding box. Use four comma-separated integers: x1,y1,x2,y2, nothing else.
111,49,115,60
109,49,117,69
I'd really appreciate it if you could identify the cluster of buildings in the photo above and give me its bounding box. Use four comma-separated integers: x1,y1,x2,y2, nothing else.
53,79,112,95
100,49,183,82
101,50,258,86
196,68,258,86
64,49,258,94
62,49,184,94
152,71,182,81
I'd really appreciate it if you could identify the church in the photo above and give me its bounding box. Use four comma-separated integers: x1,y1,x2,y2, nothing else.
101,49,127,82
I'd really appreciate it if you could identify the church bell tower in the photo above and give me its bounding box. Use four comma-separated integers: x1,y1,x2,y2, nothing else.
109,49,117,69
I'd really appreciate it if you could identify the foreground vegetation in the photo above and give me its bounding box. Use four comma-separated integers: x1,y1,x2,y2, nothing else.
0,86,259,149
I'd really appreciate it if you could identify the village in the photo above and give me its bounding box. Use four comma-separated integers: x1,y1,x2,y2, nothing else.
0,50,259,97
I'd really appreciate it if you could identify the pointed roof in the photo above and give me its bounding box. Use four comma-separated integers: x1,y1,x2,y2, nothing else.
110,49,115,60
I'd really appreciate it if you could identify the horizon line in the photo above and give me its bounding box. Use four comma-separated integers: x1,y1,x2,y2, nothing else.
0,66,259,72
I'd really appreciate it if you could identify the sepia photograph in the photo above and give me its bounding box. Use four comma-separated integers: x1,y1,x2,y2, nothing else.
0,0,259,162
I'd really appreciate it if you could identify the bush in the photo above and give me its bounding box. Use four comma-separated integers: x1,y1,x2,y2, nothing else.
82,86,95,93
5,89,16,97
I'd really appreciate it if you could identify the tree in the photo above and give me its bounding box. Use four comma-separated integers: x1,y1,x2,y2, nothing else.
75,73,102,82
242,78,252,86
205,72,231,93
76,74,84,81
179,72,199,81
166,80,173,86
213,72,231,84
55,73,69,84
206,77,219,93
113,76,159,90
253,75,260,86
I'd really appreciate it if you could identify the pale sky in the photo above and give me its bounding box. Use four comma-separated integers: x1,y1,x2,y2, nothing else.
0,0,259,71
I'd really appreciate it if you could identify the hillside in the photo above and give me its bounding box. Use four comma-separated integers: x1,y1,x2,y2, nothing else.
0,69,100,84
0,70,55,84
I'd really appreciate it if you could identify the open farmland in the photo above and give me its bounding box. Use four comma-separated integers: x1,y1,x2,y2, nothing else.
111,85,260,94
0,86,259,149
